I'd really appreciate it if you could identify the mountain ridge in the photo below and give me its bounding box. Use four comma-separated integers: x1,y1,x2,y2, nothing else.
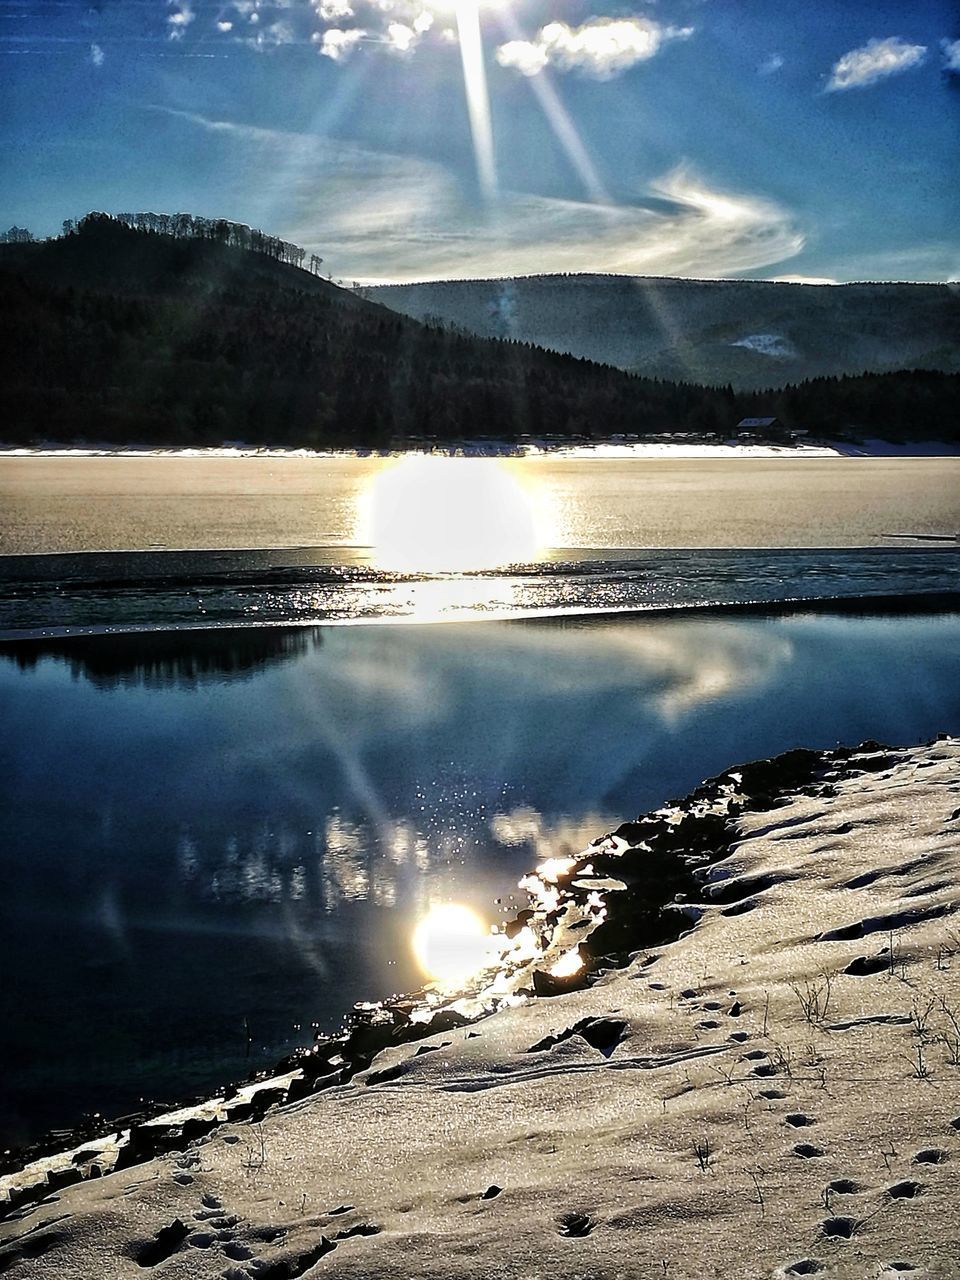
366,273,960,392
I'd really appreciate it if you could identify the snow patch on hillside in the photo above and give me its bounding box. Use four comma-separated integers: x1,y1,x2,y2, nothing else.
730,332,797,358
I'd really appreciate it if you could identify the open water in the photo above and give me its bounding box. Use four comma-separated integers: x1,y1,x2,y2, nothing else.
2,607,959,1147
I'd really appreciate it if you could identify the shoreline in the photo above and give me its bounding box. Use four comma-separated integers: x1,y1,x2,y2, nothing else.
2,588,960,646
3,737,959,1279
3,440,960,460
0,741,916,1189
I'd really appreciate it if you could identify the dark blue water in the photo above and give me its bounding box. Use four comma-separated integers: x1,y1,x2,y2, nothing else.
1,606,959,1148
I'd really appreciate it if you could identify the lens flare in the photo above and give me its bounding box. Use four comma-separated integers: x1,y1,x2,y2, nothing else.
360,455,548,571
412,902,495,983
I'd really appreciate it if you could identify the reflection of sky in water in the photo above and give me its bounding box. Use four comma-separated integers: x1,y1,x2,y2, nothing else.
1,610,959,1144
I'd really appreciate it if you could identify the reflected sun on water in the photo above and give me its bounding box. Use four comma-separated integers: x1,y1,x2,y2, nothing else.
412,902,498,984
360,455,552,572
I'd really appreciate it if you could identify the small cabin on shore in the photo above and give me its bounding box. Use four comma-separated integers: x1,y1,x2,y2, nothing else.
734,416,808,442
736,416,782,434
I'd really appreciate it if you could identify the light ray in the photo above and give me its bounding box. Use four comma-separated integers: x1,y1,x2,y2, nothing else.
496,9,607,205
455,0,497,201
492,13,700,380
521,67,609,205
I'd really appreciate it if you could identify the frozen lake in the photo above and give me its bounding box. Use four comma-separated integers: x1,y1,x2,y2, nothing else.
1,453,959,554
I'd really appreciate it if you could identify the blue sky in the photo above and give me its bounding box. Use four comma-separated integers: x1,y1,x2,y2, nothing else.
1,0,958,282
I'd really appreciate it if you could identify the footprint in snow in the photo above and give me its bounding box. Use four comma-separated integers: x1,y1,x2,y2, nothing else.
556,1212,596,1237
887,1180,923,1199
826,1178,862,1195
821,1215,857,1239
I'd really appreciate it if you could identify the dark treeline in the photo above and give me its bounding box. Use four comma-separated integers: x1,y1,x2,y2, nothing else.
60,210,325,276
0,217,956,448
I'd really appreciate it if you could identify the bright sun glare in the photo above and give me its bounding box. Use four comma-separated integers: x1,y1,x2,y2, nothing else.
361,455,548,572
412,903,496,984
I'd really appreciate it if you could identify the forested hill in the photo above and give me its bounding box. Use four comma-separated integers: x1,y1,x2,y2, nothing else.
0,217,957,448
0,213,360,308
367,274,960,392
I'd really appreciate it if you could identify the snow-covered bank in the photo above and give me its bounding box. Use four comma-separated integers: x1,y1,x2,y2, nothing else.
4,439,959,460
0,442,844,459
2,741,960,1278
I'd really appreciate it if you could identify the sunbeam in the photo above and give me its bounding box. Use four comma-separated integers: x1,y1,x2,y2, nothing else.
496,9,608,205
455,0,497,201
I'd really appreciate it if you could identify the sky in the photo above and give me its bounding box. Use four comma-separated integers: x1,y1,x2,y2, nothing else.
1,0,958,283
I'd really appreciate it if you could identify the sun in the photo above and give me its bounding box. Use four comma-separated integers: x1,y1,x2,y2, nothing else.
360,455,549,572
412,902,496,984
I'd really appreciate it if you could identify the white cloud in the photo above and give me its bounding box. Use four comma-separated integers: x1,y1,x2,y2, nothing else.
314,0,354,19
826,36,926,92
758,53,783,75
385,20,417,53
942,37,960,72
167,0,195,40
208,0,440,59
496,37,548,77
496,16,692,80
89,42,105,66
314,25,365,60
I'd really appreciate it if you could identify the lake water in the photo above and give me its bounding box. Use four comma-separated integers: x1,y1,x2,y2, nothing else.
2,452,959,1152
2,454,959,555
2,607,959,1149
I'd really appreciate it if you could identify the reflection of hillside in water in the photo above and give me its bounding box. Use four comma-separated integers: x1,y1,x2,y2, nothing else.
1,625,322,688
174,807,609,918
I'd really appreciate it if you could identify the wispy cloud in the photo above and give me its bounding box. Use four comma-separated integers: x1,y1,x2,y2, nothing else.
245,18,297,49
825,36,926,92
758,52,783,76
89,42,105,67
167,0,195,41
496,16,692,80
160,110,803,283
942,37,960,73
